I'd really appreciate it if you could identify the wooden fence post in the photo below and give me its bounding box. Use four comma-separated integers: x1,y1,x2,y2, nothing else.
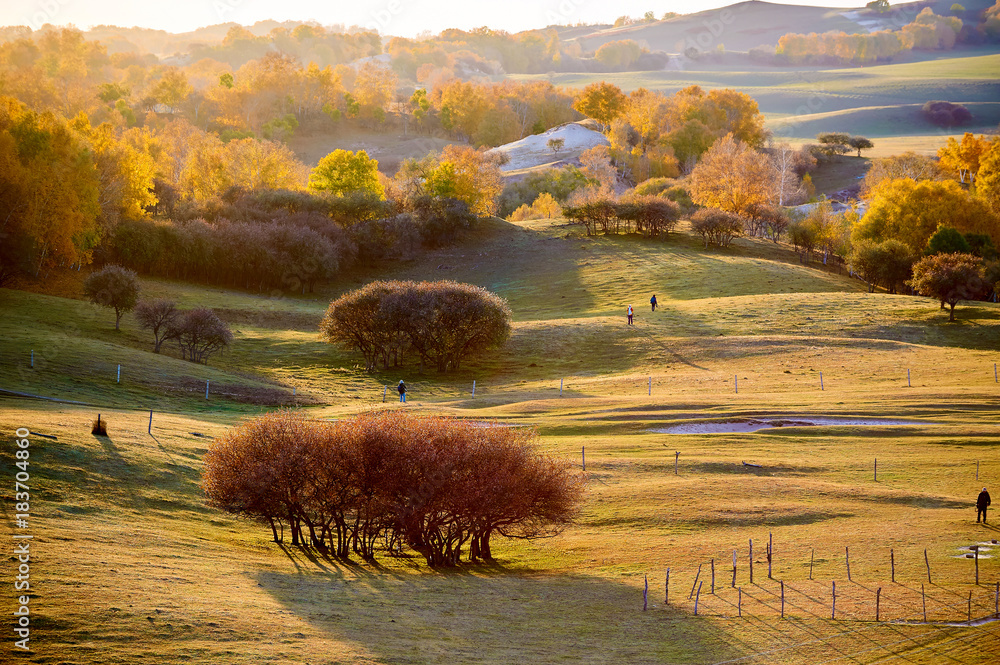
690,563,702,599
891,548,895,583
643,574,648,611
925,549,932,584
675,451,679,475
809,548,814,580
846,546,851,582
665,568,670,605
768,532,773,579
922,584,927,622
832,581,836,619
694,581,703,616
968,590,973,623
582,446,585,471
732,550,737,588
148,410,153,434
738,587,742,617
711,558,715,594
975,545,979,585
780,580,785,618
876,587,881,621
749,539,754,584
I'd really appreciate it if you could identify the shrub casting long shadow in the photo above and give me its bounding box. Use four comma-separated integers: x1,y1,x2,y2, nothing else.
253,566,745,664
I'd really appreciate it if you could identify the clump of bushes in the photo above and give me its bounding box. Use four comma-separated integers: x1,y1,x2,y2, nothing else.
922,100,972,127
690,209,743,248
562,195,681,237
320,280,511,372
202,411,584,567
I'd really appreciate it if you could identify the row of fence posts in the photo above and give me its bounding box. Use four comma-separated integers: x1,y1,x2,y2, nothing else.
379,364,1000,403
645,535,1000,619
21,352,1000,405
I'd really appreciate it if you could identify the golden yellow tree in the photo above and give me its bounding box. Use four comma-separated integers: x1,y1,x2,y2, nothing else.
938,133,996,184
689,134,778,215
853,178,999,253
425,145,503,216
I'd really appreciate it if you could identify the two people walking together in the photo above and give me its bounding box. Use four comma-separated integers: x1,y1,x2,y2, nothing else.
626,295,657,325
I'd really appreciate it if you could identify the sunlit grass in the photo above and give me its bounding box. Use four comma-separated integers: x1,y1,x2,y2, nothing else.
3,217,1000,663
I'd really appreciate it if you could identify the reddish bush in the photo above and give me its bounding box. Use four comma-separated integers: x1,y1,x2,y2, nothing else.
202,411,584,567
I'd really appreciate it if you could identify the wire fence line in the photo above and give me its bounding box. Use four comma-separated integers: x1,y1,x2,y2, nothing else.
647,539,1000,625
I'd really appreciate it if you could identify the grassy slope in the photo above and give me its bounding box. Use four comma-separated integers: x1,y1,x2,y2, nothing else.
4,219,1000,663
512,52,1000,154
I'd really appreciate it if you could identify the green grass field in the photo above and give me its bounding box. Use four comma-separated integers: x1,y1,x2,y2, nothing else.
3,216,1000,663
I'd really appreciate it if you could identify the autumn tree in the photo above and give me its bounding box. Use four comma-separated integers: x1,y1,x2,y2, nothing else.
309,149,385,199
853,178,999,254
71,117,157,229
134,299,179,352
594,40,645,69
938,133,996,184
84,264,141,330
849,239,914,293
354,61,397,127
573,82,627,130
848,136,874,157
977,139,1000,216
169,307,233,364
689,134,778,216
908,253,989,320
0,96,100,277
861,152,947,196
424,145,503,216
816,132,852,156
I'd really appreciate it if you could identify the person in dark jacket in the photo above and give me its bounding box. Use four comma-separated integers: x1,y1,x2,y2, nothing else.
650,294,657,312
397,380,407,403
978,487,991,523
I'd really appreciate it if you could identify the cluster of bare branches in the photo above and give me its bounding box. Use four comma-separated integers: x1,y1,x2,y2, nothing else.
202,411,584,567
562,196,681,237
320,280,511,372
134,300,233,363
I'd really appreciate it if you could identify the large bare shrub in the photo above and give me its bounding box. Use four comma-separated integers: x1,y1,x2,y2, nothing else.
202,411,584,567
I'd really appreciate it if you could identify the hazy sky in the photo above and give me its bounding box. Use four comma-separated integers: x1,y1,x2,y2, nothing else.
13,0,878,36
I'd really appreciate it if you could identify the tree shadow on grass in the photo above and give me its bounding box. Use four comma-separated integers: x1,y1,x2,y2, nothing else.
253,558,747,665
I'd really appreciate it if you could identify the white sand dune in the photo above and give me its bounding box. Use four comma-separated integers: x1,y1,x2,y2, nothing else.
488,122,609,172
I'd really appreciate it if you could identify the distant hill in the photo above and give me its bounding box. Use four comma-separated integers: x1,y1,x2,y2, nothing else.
561,0,971,54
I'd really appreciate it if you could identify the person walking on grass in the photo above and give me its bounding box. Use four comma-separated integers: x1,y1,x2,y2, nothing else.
397,380,407,403
977,487,991,523
627,304,633,325
650,294,657,312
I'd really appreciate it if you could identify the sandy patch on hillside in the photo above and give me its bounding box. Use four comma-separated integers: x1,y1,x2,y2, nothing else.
488,122,609,172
